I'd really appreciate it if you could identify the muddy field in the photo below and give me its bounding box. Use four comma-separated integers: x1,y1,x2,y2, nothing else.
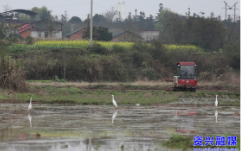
0,97,239,151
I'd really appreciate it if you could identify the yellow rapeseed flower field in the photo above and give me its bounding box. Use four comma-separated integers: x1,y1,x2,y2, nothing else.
34,40,203,52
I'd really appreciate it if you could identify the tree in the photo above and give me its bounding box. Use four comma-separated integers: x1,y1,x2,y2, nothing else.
155,8,185,43
69,16,82,24
93,14,107,26
155,7,226,51
0,24,18,51
155,8,178,32
159,3,163,12
31,6,51,20
187,17,225,50
103,8,118,23
83,26,112,41
210,12,215,18
96,27,112,41
120,13,139,34
3,4,11,11
138,12,155,30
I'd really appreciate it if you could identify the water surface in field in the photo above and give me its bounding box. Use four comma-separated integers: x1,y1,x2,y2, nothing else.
0,99,239,151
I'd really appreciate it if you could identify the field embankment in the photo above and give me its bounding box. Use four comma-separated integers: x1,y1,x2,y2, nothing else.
0,81,239,106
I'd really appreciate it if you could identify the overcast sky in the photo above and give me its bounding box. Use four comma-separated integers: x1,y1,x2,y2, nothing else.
1,0,240,20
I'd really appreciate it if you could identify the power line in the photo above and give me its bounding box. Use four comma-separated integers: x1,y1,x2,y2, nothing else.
48,2,108,9
48,2,89,8
94,3,108,8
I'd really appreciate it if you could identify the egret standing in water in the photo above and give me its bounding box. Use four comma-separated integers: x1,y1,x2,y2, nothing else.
215,95,218,107
112,95,118,108
28,97,32,112
215,110,218,123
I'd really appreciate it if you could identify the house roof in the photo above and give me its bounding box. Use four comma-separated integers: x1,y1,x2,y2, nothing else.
140,30,160,32
66,28,85,37
112,31,143,39
30,19,63,25
18,19,63,33
177,62,196,66
112,31,124,37
0,9,38,16
18,23,39,33
18,23,31,33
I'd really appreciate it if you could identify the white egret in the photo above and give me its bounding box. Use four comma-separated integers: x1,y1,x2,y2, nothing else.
215,95,218,107
112,111,118,124
28,97,32,112
28,113,32,127
112,95,117,108
136,104,140,106
215,110,218,123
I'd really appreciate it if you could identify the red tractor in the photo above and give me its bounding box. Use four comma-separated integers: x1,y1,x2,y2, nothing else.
173,62,197,92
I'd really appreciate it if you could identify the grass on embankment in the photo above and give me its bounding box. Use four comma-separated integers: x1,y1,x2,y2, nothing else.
0,82,239,105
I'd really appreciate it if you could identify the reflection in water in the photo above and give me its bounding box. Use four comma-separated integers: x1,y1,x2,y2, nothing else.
173,110,178,119
89,135,91,151
215,110,218,123
0,139,164,151
176,108,197,133
112,111,118,124
28,113,32,127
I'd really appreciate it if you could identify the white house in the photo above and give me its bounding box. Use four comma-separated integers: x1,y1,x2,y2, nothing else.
139,30,159,41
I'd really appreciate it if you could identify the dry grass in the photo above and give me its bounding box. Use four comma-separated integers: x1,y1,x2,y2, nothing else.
197,81,224,86
222,72,240,86
28,71,240,89
0,56,30,92
28,79,240,89
28,80,173,87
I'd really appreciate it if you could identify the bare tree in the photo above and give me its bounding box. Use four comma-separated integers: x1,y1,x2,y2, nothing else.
3,4,11,11
103,7,118,23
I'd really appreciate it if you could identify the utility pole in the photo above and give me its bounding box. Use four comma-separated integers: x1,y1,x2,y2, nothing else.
90,0,93,46
233,2,238,22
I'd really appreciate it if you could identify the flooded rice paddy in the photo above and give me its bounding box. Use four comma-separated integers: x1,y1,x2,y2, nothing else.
0,98,239,151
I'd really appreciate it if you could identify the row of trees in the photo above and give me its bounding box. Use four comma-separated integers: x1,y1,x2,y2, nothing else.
156,9,225,51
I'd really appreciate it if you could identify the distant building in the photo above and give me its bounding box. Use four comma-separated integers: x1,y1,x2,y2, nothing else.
139,30,159,41
18,19,63,40
0,9,37,24
112,31,143,42
116,2,126,20
66,28,85,40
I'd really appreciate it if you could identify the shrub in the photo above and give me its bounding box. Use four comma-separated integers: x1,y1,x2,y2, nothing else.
25,36,34,45
90,43,109,55
112,44,126,53
0,55,30,92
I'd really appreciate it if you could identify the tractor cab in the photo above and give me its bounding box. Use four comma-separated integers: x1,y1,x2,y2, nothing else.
173,62,197,91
